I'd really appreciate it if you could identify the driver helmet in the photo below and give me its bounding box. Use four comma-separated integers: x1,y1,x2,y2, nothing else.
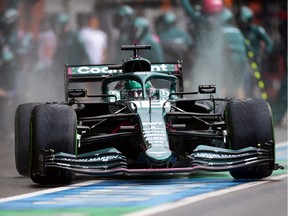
117,5,134,18
221,7,234,24
56,13,69,26
55,13,69,35
1,8,18,31
155,11,176,32
2,8,18,25
131,17,149,41
122,80,153,99
202,0,224,15
113,5,134,30
239,6,254,24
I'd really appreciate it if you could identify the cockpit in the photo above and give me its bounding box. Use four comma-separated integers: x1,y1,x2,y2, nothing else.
100,45,178,102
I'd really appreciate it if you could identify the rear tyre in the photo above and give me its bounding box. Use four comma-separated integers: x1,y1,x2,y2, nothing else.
30,104,77,184
15,103,40,176
225,98,275,179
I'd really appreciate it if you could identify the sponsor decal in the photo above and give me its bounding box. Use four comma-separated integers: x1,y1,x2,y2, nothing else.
194,152,250,159
69,63,179,76
74,66,118,74
63,155,120,163
151,63,178,73
144,133,166,137
142,121,168,146
146,137,166,141
151,64,168,71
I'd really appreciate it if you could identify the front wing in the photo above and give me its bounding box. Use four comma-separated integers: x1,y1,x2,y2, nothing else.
41,143,281,177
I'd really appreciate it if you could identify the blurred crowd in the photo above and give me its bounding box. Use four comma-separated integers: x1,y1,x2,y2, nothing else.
0,0,286,137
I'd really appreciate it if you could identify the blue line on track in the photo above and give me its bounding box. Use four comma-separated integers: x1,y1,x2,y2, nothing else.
0,179,246,210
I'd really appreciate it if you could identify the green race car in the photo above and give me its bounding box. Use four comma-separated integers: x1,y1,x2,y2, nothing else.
15,45,282,184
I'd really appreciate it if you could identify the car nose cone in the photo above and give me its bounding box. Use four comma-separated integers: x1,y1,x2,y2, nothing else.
145,146,172,162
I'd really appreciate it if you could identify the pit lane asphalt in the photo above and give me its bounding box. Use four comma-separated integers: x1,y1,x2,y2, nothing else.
0,126,287,216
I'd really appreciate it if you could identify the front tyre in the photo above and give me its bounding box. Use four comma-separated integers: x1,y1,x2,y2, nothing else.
30,104,77,184
15,103,40,176
225,98,275,179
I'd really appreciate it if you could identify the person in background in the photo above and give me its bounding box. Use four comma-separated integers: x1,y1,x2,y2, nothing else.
37,18,57,70
53,13,88,67
27,17,58,100
237,6,274,98
52,13,88,99
79,14,108,64
270,4,287,126
17,20,37,73
237,6,273,64
112,5,135,62
180,0,225,93
221,7,250,98
129,16,164,62
0,8,19,138
155,10,193,62
180,0,224,54
0,8,19,90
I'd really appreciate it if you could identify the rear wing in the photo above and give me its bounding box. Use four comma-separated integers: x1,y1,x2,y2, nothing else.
64,61,183,101
66,62,182,82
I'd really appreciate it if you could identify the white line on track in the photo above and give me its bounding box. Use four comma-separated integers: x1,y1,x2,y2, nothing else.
123,174,288,216
0,180,103,204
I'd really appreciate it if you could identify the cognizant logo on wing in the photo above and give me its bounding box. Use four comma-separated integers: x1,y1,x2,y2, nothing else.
72,63,179,75
151,64,169,72
76,66,117,74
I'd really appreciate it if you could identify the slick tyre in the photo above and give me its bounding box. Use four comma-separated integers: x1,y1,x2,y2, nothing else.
15,103,40,176
225,98,275,179
30,104,77,184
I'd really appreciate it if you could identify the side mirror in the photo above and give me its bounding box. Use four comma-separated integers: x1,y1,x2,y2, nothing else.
198,85,216,94
68,89,87,98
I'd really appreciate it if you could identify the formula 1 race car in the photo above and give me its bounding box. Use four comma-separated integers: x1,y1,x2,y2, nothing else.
15,45,282,184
